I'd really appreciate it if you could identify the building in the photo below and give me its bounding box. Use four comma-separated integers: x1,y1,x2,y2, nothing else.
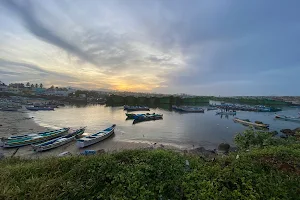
0,81,7,92
45,88,75,97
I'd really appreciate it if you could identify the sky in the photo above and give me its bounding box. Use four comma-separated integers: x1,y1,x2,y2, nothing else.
0,0,300,96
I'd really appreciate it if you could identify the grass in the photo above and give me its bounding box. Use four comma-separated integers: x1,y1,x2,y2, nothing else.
1,144,300,200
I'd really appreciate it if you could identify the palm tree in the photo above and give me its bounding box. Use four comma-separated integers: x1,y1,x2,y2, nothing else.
35,83,38,88
40,83,43,88
26,82,30,87
31,84,34,88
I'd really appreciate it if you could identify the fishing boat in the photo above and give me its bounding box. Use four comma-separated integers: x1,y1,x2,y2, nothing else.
207,107,218,111
172,106,204,113
133,113,163,124
233,118,269,129
126,113,161,119
32,127,86,152
275,115,300,122
1,128,69,148
216,111,236,115
124,105,150,111
26,106,54,111
76,124,116,148
0,107,19,111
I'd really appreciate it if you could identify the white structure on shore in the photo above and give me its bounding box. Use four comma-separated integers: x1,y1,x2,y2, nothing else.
0,82,7,92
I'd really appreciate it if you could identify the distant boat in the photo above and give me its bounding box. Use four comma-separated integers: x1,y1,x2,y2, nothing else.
233,118,269,129
32,127,86,152
1,128,69,148
124,105,150,111
77,124,116,148
26,106,54,111
216,111,236,115
172,105,204,113
0,107,19,111
133,113,163,124
275,115,300,122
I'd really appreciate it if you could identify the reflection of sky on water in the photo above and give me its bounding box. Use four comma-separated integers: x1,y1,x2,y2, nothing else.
26,105,300,148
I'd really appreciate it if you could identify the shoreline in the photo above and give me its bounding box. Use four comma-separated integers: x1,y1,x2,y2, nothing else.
0,109,192,158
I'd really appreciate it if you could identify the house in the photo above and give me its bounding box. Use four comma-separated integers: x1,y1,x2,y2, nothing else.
0,81,7,92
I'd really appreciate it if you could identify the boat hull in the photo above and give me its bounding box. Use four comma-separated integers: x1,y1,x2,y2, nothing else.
275,115,300,122
32,128,85,152
77,125,116,148
233,118,269,128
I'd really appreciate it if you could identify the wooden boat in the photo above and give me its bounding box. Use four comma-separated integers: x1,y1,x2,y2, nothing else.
275,115,300,122
1,128,69,148
133,114,163,124
126,113,160,119
207,107,218,111
26,106,54,111
32,127,86,152
216,111,236,115
77,125,116,148
124,105,150,111
172,106,204,113
0,107,19,111
233,118,269,129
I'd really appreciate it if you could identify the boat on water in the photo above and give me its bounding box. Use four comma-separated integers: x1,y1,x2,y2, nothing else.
126,113,162,119
172,105,204,113
207,107,218,111
133,113,163,124
124,105,150,111
216,111,236,115
32,127,86,152
233,118,269,129
1,128,69,148
0,107,19,111
26,106,54,111
77,124,116,148
275,115,300,122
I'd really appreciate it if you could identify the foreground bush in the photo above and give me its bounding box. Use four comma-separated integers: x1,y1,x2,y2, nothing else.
1,147,300,200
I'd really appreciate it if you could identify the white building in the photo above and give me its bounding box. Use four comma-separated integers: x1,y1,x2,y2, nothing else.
0,82,7,92
45,88,75,97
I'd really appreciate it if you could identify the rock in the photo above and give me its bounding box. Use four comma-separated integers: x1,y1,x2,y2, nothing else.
280,129,295,136
218,143,230,154
293,127,300,133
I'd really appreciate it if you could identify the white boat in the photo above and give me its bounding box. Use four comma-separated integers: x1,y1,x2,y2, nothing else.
32,127,86,152
76,125,116,148
233,118,269,129
216,111,236,115
275,115,300,122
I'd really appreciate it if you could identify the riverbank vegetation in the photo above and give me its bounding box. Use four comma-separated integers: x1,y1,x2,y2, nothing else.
1,129,300,199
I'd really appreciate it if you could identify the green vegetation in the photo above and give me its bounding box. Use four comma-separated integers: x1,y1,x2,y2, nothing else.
212,97,289,105
1,130,300,199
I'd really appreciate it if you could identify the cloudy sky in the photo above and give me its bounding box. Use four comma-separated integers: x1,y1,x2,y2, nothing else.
0,0,299,95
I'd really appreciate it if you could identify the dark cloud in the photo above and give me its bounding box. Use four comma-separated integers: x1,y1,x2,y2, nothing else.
0,58,77,80
2,0,100,66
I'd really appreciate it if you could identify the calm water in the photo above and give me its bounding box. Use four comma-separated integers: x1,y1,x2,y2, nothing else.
27,104,300,148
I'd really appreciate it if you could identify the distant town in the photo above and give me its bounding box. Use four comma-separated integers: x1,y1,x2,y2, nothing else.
0,80,299,105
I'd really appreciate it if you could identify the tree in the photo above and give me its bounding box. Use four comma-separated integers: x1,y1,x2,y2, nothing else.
35,83,38,88
31,84,34,88
50,85,54,90
40,83,43,88
26,82,30,87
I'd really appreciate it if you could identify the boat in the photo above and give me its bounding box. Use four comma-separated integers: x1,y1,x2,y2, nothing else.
133,113,163,124
216,111,236,115
172,106,204,113
126,113,161,119
26,106,54,111
207,107,218,111
1,128,70,148
275,115,300,122
233,118,269,129
0,107,19,111
76,124,116,148
124,105,150,111
32,127,86,152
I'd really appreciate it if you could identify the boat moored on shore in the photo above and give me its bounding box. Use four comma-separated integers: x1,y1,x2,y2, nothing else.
233,118,269,129
77,125,116,148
